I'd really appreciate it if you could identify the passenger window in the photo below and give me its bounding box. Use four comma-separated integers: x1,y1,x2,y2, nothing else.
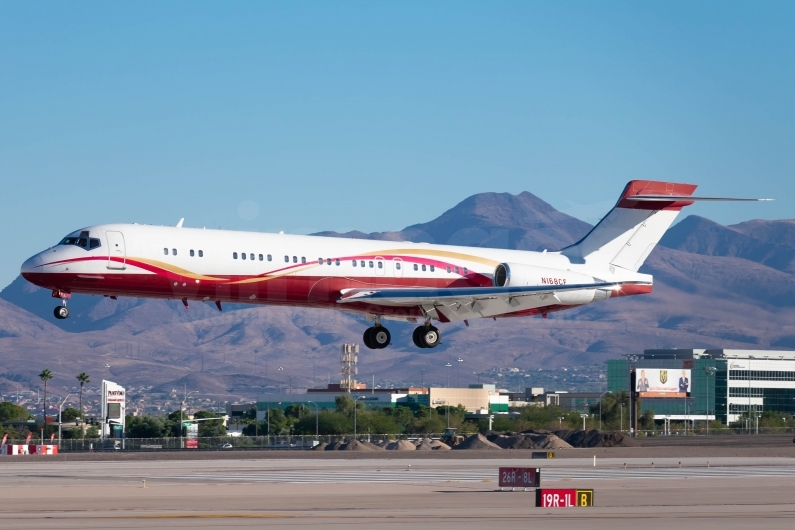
293,256,297,263
422,265,426,271
455,267,459,274
360,260,365,267
352,260,357,267
190,250,195,257
259,254,263,261
430,265,435,272
233,252,238,259
318,258,323,264
463,268,468,274
164,248,168,255
251,253,255,261
369,261,374,268
327,258,331,265
446,266,451,273
267,254,272,261
378,262,383,269
301,257,306,264
89,238,101,249
199,250,203,257
396,262,401,270
242,253,246,260
172,248,177,256
335,259,340,266
284,256,289,263
413,264,418,271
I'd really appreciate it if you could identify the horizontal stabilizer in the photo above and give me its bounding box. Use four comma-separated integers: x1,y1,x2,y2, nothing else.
625,196,773,202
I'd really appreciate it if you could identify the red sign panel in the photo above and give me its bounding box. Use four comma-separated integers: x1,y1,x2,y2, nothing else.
536,489,594,507
498,467,539,488
186,439,198,449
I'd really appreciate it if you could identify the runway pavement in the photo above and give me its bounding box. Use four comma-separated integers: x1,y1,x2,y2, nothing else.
1,456,794,529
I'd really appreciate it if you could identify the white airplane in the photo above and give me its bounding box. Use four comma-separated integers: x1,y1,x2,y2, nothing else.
21,180,768,350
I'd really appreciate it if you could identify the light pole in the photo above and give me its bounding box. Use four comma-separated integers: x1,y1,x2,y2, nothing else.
307,401,319,439
558,416,564,429
580,413,589,431
704,366,717,435
180,386,198,449
598,391,611,431
456,358,463,387
620,403,624,432
58,394,74,445
445,363,452,387
278,366,284,393
104,364,110,379
421,369,425,387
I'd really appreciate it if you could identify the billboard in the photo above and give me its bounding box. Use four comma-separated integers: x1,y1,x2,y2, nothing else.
101,380,126,438
636,368,691,398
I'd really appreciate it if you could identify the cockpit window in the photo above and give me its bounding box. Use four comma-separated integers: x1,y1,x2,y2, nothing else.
59,236,101,250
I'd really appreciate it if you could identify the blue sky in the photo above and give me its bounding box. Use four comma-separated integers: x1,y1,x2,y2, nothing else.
1,2,793,288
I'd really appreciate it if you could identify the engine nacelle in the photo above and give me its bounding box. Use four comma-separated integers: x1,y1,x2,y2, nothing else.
493,262,608,305
493,263,595,288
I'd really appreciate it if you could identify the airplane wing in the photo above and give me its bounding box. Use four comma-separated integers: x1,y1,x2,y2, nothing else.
338,281,648,321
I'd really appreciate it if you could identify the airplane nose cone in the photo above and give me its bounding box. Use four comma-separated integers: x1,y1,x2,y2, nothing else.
21,254,43,276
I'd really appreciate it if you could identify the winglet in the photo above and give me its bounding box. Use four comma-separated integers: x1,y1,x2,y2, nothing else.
176,218,184,228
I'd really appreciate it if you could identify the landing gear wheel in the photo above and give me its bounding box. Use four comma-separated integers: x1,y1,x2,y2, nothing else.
371,326,391,349
363,327,376,350
412,327,426,348
54,306,70,320
417,325,441,348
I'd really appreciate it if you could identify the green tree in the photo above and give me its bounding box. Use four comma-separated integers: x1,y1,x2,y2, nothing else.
0,401,31,422
38,369,53,425
61,407,82,422
193,410,227,437
76,372,90,421
125,416,167,438
284,403,310,420
293,411,352,435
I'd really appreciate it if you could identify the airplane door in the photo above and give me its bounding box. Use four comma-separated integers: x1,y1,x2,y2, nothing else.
106,231,126,270
375,256,385,276
392,258,404,278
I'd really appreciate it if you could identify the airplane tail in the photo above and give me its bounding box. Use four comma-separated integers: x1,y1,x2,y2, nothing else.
561,181,698,272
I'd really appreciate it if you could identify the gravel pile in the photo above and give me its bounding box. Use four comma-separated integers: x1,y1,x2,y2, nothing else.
430,440,451,450
452,433,502,450
488,432,572,449
554,429,640,448
359,440,386,451
340,440,373,451
385,439,416,451
313,442,328,451
324,441,346,451
414,438,435,450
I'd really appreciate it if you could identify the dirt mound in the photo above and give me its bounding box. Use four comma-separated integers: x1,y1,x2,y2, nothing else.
414,438,435,450
359,440,385,451
431,440,451,450
325,441,346,451
313,442,328,451
340,440,373,451
488,432,571,449
386,439,416,451
554,429,639,448
453,433,502,450
371,439,389,448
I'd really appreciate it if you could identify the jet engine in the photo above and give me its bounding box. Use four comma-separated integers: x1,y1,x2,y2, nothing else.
492,262,609,305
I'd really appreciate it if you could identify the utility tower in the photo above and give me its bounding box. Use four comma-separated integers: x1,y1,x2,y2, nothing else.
340,344,359,393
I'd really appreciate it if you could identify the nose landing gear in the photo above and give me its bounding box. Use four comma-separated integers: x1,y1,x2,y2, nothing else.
52,290,71,320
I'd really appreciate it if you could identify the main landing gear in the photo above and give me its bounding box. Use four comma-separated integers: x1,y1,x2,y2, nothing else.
412,323,441,349
52,290,71,320
363,325,391,350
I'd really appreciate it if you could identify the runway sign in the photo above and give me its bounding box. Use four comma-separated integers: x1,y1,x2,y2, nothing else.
531,451,555,459
536,489,594,507
498,467,540,488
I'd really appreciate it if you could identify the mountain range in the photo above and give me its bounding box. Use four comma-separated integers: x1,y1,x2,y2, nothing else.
2,191,794,403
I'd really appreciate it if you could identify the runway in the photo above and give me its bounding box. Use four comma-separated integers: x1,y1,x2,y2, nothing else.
1,456,794,529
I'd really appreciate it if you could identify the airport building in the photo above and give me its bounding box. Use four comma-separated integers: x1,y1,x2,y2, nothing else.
608,349,795,424
256,383,507,421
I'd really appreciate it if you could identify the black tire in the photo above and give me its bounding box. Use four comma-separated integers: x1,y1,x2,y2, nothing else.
362,327,377,349
53,306,69,320
420,326,441,348
412,326,426,348
371,326,391,349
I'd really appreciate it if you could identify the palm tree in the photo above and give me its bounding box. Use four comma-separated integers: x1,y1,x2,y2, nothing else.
39,369,53,428
76,372,90,423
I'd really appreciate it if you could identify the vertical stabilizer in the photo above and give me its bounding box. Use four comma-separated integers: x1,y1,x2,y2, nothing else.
561,181,697,271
